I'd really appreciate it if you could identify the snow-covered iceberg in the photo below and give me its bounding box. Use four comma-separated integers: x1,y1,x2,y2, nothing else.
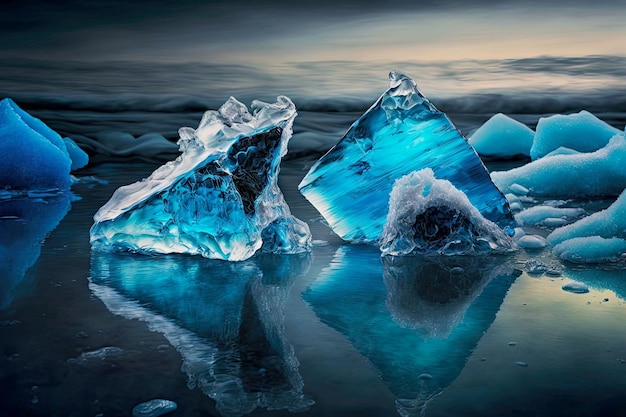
298,72,514,244
0,98,88,193
380,169,514,256
468,113,534,159
90,96,311,261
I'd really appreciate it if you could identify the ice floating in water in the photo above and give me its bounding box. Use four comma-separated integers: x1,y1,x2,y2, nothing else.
561,281,590,294
530,111,621,160
380,169,514,256
0,98,87,193
492,133,626,197
515,205,584,227
90,96,311,261
468,113,534,158
548,190,626,263
298,71,515,243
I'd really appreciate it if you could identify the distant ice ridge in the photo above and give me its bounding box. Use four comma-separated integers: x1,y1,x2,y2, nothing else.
0,98,88,193
299,71,515,252
90,96,311,261
380,169,514,256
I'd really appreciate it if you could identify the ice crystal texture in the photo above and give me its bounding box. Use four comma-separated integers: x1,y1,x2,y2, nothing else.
0,98,87,193
90,96,311,261
298,71,514,243
380,169,515,256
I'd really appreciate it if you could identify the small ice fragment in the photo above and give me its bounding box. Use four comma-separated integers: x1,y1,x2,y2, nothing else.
508,342,517,346
516,235,548,249
132,399,177,417
509,183,529,196
562,281,590,294
514,361,528,367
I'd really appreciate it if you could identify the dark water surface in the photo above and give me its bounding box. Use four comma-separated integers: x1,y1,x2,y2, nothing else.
2,157,626,417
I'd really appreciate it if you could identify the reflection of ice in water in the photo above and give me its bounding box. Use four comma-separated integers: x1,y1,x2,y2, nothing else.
0,194,71,309
303,245,519,416
89,252,313,417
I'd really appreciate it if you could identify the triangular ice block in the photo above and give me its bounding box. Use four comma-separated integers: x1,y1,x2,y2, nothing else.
298,72,514,242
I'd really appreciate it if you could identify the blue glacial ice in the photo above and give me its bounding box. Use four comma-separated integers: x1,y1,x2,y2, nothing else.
298,71,515,244
548,189,626,263
468,113,534,159
0,98,88,193
492,131,626,197
380,169,514,256
90,96,311,261
303,245,519,417
530,110,621,160
90,252,313,417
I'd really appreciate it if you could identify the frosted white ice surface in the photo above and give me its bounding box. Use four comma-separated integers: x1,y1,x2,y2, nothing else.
530,110,621,160
468,113,534,158
515,206,584,227
380,168,515,256
548,189,626,263
492,133,626,197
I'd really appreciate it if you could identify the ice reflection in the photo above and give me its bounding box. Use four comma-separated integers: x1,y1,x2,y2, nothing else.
303,245,520,416
0,194,71,309
89,252,313,417
564,266,626,301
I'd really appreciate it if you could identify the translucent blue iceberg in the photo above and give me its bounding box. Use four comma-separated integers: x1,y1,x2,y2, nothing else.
0,98,88,193
90,252,313,417
90,96,311,261
298,72,514,243
303,246,519,416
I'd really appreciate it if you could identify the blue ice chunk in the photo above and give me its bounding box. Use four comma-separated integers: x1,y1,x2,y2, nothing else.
0,194,71,309
132,399,177,417
62,136,89,170
90,252,313,417
0,99,88,188
90,96,311,261
0,98,72,192
530,111,620,160
298,72,514,243
380,169,514,256
492,133,626,197
302,246,519,416
468,113,534,158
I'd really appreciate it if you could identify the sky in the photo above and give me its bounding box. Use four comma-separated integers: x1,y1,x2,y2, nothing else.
3,0,626,64
2,0,626,105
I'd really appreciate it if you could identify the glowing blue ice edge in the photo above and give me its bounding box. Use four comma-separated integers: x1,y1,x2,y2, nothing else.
298,71,515,244
90,96,311,261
